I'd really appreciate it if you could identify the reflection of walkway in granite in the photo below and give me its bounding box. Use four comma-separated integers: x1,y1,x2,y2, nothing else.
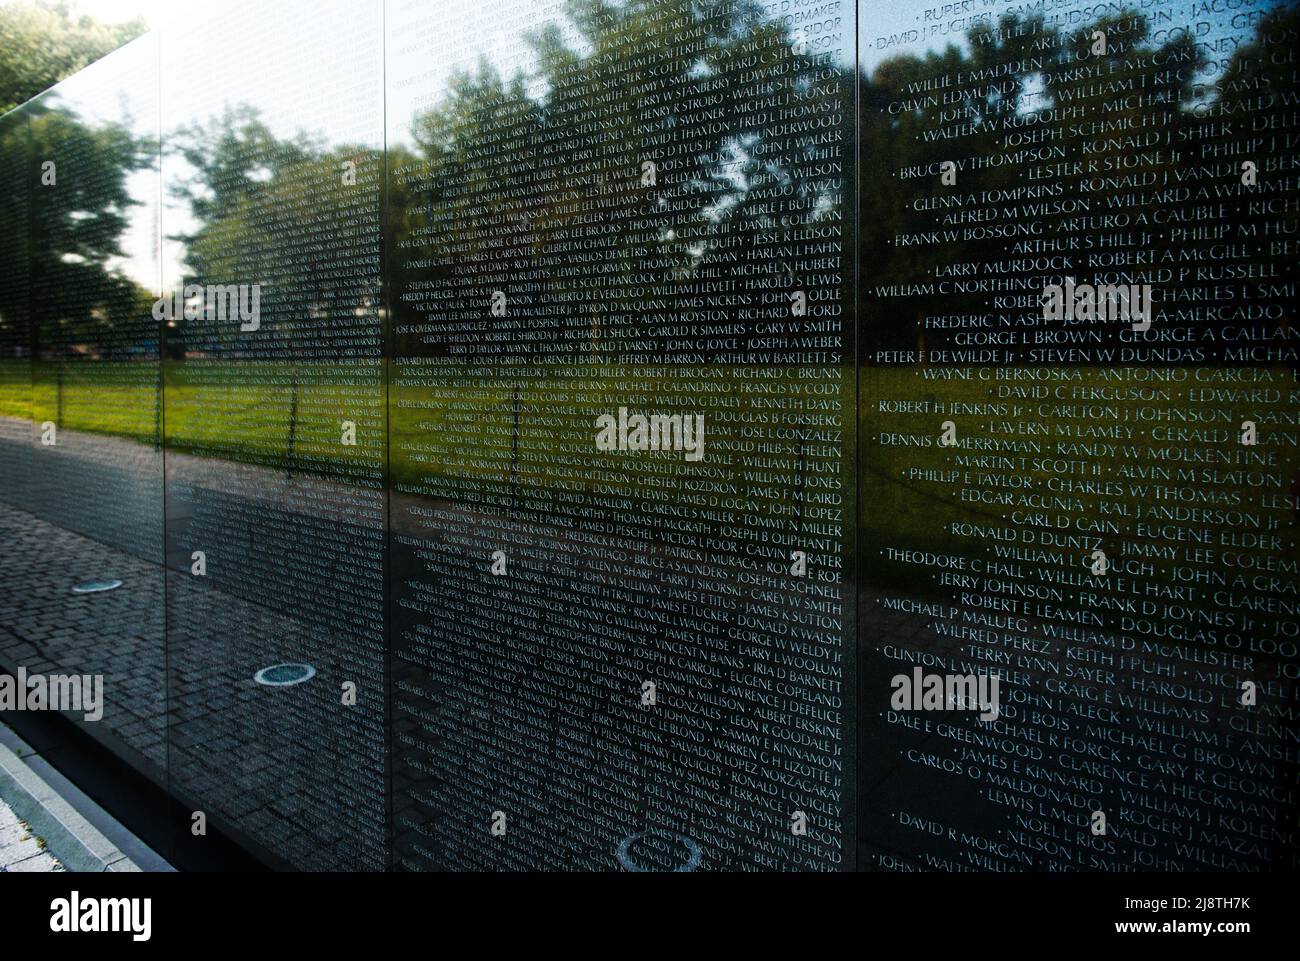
0,503,165,771
0,417,372,558
0,416,161,562
1,418,385,869
0,498,383,871
386,486,853,871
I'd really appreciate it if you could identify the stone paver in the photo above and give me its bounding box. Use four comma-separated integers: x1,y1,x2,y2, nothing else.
0,795,62,872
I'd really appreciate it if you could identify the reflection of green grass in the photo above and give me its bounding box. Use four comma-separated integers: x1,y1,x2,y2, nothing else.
163,359,385,475
0,361,32,422
4,358,1294,669
0,359,845,502
1,360,157,444
0,359,385,468
859,366,1300,627
4,357,1298,645
4,359,1297,579
860,368,1300,551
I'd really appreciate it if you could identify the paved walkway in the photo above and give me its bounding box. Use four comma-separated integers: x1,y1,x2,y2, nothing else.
0,794,62,872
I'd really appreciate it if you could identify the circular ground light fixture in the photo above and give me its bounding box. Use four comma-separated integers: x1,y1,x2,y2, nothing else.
71,580,123,594
616,830,702,872
253,663,316,687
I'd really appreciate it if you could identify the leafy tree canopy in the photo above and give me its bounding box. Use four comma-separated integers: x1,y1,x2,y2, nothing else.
0,0,145,114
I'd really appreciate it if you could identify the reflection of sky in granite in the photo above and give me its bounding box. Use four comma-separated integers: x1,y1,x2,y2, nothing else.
22,0,1295,287
384,0,852,150
22,33,160,293
82,0,1286,286
858,0,1294,76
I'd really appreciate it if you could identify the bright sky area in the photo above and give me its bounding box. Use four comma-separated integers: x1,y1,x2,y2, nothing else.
0,0,202,28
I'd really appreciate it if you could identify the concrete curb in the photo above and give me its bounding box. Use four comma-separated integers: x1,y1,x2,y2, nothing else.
0,733,140,873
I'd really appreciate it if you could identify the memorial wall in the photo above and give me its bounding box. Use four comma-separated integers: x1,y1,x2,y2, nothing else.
0,36,168,784
0,0,1295,871
858,0,1298,872
385,0,853,873
158,0,387,873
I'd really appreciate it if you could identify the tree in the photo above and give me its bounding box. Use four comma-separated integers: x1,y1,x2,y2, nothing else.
0,1,146,114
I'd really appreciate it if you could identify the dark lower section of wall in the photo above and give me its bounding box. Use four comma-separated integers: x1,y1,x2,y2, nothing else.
0,679,264,872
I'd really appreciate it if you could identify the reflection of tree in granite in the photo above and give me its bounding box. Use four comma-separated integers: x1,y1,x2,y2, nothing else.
0,93,160,493
165,104,382,358
13,97,155,358
859,6,1300,355
389,0,850,361
0,3,146,115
